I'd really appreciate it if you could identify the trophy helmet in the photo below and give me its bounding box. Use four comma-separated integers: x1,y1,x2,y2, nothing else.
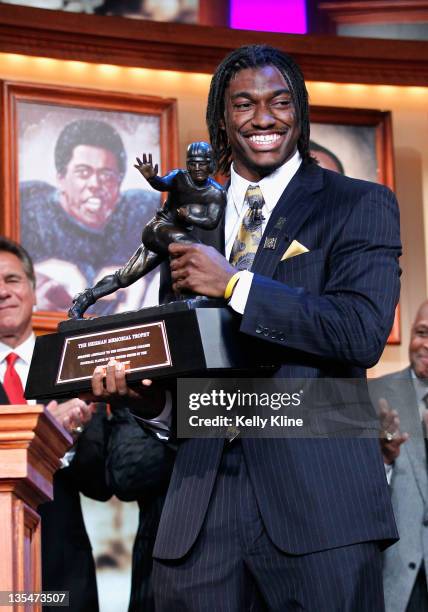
186,141,215,173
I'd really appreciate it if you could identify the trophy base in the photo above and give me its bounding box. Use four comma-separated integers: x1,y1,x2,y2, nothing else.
26,299,277,402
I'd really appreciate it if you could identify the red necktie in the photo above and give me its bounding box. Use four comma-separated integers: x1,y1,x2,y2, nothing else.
3,353,26,405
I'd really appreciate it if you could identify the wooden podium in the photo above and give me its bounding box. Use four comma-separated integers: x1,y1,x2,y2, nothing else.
0,405,72,611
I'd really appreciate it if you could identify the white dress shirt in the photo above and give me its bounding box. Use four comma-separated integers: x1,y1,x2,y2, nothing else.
226,150,302,313
0,333,35,399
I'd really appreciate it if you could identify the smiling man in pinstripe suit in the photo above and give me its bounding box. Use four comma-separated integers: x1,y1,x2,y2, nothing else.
98,45,401,610
145,45,402,611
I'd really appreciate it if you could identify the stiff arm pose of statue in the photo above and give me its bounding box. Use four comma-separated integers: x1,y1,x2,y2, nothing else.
68,141,226,318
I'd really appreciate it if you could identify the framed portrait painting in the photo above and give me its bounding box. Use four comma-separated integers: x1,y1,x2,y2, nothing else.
0,81,177,331
309,105,400,344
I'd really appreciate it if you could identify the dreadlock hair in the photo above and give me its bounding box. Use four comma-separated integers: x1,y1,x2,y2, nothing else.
206,44,313,175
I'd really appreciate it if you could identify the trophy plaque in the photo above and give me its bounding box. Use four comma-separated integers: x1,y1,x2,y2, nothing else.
25,299,277,402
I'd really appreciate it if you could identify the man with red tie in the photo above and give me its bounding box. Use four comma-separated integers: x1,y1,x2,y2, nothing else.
0,237,91,425
0,236,111,612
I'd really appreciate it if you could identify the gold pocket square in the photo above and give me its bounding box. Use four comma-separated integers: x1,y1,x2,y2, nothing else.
281,240,310,261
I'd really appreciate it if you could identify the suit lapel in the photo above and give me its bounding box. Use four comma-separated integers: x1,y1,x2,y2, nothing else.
251,162,324,276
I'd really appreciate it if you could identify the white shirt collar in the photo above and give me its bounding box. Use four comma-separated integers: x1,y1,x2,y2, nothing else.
0,333,35,366
229,149,302,214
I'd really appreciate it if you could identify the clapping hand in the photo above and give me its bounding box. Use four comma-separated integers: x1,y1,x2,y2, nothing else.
379,398,409,465
46,398,96,436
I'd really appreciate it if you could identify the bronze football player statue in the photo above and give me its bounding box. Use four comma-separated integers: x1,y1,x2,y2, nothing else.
68,141,226,319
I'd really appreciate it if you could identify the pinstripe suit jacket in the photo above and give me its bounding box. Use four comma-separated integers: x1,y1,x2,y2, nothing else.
154,161,401,560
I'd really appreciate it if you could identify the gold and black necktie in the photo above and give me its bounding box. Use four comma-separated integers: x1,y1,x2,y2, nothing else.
230,185,265,271
225,185,265,442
